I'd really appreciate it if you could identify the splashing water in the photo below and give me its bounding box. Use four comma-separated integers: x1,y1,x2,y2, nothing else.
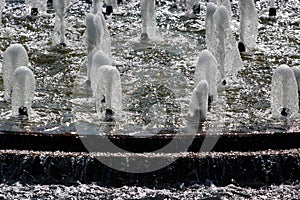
11,66,35,118
140,0,160,42
271,64,298,119
292,66,300,92
189,80,208,122
213,5,243,81
90,50,113,96
2,44,29,101
53,0,70,45
95,65,122,121
195,49,219,103
85,11,112,82
238,0,258,52
25,0,48,16
205,2,217,53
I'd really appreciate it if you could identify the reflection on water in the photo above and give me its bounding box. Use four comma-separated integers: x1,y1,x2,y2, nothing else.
0,0,299,134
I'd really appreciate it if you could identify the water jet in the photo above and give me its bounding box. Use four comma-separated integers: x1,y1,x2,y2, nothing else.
238,0,258,52
2,44,29,101
140,0,160,43
205,2,217,57
95,65,122,121
11,66,35,119
85,12,112,83
271,65,298,119
195,49,219,104
52,0,70,45
90,50,113,96
189,80,208,122
213,5,243,80
269,0,276,17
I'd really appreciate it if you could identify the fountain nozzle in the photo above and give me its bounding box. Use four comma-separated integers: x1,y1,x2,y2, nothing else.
238,42,246,53
19,107,28,117
31,8,38,16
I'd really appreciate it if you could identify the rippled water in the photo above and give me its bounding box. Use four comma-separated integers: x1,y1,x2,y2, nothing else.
0,182,299,199
0,0,299,134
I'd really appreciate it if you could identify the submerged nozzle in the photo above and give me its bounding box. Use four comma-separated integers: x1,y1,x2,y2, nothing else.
193,4,200,14
31,8,38,16
105,109,114,122
280,108,289,117
140,33,150,42
19,107,28,117
59,43,66,47
238,42,246,53
269,8,276,17
106,6,113,15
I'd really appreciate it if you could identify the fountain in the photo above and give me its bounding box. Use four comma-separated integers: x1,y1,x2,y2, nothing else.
11,66,35,118
2,44,29,101
292,66,300,94
195,50,219,105
271,65,299,118
0,1,299,197
105,0,117,15
140,0,160,43
205,2,217,55
269,0,276,17
26,0,48,16
210,0,231,18
91,0,101,14
85,12,112,84
52,0,70,46
213,5,243,82
188,80,208,122
238,0,258,52
90,50,113,96
185,0,200,16
95,65,122,121
0,0,4,26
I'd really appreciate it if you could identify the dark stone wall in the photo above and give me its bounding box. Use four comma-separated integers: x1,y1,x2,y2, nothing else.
0,149,299,187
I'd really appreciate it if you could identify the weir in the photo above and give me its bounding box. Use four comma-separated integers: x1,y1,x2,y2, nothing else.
0,131,299,187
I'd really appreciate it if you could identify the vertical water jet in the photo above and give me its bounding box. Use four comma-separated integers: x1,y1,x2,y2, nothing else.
213,5,243,81
140,0,160,43
2,44,29,101
11,66,35,119
269,0,276,17
205,2,217,62
195,50,219,105
0,0,4,26
185,0,200,16
90,50,113,96
238,0,258,52
85,12,112,83
292,66,300,92
271,65,298,119
189,80,209,122
95,65,122,121
53,0,70,46
91,0,101,14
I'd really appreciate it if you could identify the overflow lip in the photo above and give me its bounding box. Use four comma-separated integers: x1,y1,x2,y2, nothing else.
0,131,300,153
